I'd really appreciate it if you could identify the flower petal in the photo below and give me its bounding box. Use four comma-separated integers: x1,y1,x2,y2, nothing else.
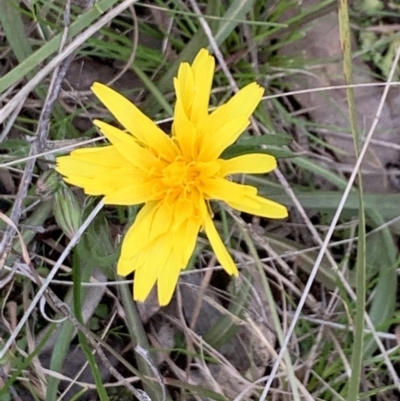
56,146,136,190
82,167,144,196
94,120,165,172
63,175,91,188
199,116,249,161
117,203,159,275
172,95,197,158
181,218,202,263
157,261,182,306
217,82,264,124
117,256,135,276
170,197,195,231
119,202,173,261
218,154,277,176
197,82,264,160
157,217,200,305
174,49,214,128
103,181,161,205
134,269,158,303
133,244,171,302
71,146,126,167
133,255,165,302
91,82,178,160
56,155,112,178
188,48,215,126
119,199,202,305
174,63,194,119
203,211,238,276
198,82,264,137
202,178,257,204
226,195,288,219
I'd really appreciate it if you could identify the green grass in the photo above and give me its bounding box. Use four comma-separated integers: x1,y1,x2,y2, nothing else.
1,0,400,400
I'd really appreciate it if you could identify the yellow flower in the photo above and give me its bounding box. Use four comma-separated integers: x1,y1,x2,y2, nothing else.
56,49,288,306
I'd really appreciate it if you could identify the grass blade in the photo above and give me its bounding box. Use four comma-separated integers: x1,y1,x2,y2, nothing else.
0,0,120,93
338,1,366,400
73,242,109,401
214,0,255,45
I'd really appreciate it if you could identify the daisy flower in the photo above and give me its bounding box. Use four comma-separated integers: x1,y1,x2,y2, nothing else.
56,49,288,306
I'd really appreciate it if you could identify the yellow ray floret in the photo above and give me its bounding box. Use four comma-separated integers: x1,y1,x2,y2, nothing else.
56,48,288,306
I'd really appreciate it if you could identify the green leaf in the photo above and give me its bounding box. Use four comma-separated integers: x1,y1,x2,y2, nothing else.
364,210,398,356
238,132,292,146
214,0,256,45
222,145,294,159
0,0,33,63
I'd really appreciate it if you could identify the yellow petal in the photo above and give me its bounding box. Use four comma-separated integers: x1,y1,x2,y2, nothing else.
174,64,194,118
189,48,215,126
157,215,201,305
202,178,257,204
117,256,135,276
71,146,126,167
199,116,249,161
119,200,202,305
82,167,144,196
91,82,178,161
171,212,201,266
172,96,197,158
56,155,112,178
133,262,162,303
203,211,238,276
158,249,184,305
94,120,165,172
174,49,214,127
134,236,174,302
63,175,91,188
117,202,171,278
221,82,264,123
182,218,201,263
197,83,264,156
103,181,161,205
170,197,194,231
218,154,277,176
121,228,153,263
226,195,288,219
56,146,135,191
157,259,181,306
120,202,173,260
145,201,175,242
193,104,227,148
117,204,159,274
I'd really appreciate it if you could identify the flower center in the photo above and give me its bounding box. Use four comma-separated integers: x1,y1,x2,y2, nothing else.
162,160,199,193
